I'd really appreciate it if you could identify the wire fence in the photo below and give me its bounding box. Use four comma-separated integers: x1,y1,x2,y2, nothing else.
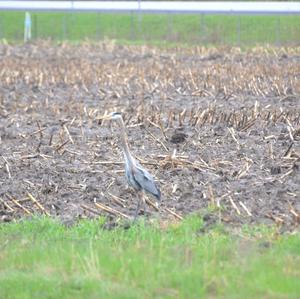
0,11,299,45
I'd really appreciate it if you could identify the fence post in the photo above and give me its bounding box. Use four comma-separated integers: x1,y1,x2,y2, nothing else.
63,14,68,40
0,17,2,40
138,0,142,40
96,12,101,40
33,14,37,39
200,14,206,43
24,12,32,42
130,11,135,40
276,16,281,46
167,14,173,41
237,15,241,46
70,12,74,40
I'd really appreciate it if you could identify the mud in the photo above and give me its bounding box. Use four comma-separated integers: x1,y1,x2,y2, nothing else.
0,42,299,230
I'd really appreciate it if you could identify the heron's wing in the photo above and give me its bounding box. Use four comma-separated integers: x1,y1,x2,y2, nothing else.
124,160,142,191
134,164,161,200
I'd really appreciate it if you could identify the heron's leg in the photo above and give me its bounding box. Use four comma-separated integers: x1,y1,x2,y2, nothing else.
141,192,147,216
133,193,142,221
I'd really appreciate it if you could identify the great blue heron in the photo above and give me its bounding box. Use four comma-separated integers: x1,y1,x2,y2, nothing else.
102,112,161,219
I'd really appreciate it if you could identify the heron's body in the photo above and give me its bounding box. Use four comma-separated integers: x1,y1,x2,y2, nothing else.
105,112,161,219
124,154,161,200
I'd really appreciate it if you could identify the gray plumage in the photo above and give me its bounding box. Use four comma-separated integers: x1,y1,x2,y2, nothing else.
124,155,161,200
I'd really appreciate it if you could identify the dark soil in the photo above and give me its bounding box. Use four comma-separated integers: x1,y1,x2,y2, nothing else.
0,42,299,230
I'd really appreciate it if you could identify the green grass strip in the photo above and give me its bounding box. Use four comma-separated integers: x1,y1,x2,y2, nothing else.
0,216,299,298
0,11,299,45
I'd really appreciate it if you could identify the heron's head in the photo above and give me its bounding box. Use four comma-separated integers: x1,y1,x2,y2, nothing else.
99,112,122,120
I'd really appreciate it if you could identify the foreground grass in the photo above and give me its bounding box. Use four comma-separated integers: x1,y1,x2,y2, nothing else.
0,11,299,45
0,216,299,299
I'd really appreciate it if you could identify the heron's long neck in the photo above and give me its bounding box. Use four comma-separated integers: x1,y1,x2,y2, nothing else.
118,118,135,166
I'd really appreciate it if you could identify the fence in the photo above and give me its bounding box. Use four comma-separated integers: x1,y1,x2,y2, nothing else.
0,1,299,45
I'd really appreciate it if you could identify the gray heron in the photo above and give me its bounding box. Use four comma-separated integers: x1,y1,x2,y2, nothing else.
102,112,161,219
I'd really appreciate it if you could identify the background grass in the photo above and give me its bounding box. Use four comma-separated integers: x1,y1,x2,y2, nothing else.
0,11,299,45
0,216,299,299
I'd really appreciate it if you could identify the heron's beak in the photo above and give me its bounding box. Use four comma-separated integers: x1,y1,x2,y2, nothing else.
98,112,112,121
99,115,111,120
97,112,112,125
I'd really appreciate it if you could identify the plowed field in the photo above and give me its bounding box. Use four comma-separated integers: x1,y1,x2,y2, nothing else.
1,42,299,230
